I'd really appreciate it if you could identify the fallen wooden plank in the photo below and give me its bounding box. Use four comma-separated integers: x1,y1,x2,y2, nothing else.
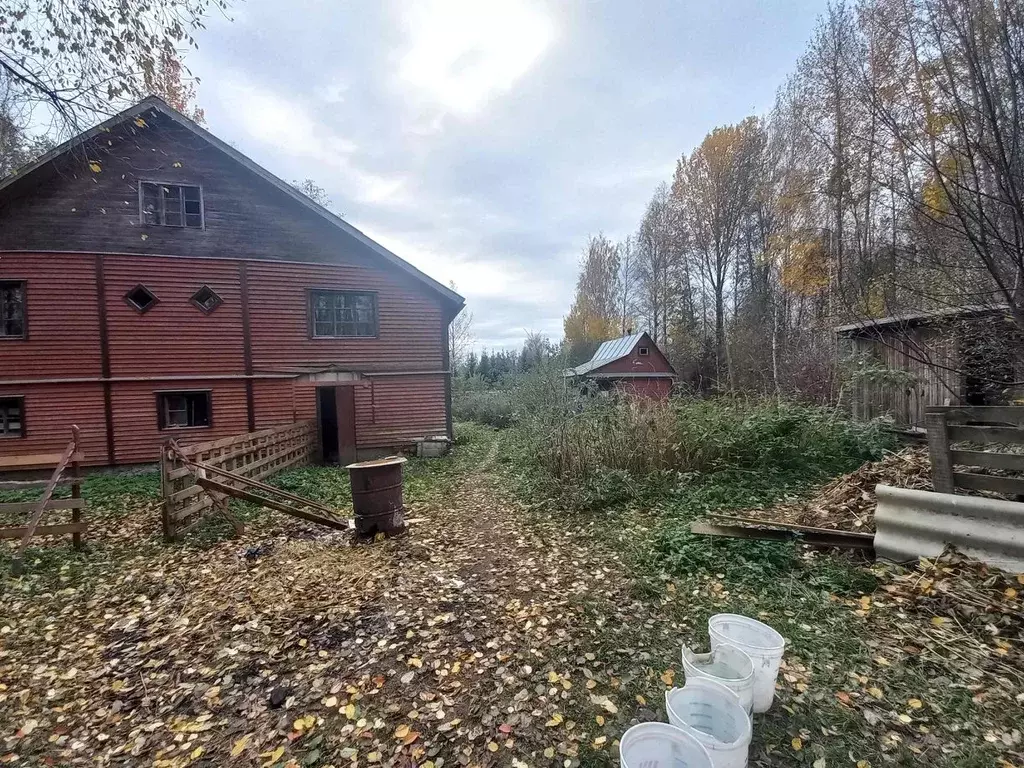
707,513,875,539
690,521,875,550
0,522,87,540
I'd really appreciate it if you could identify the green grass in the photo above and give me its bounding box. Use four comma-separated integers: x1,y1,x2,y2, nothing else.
488,395,1020,768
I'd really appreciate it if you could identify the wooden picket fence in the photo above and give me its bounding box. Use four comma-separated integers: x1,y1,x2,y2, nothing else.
926,405,1024,496
0,426,86,574
160,421,317,539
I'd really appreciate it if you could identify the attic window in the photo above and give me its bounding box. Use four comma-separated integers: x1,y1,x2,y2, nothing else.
141,182,203,228
638,347,650,356
125,284,158,313
190,285,222,314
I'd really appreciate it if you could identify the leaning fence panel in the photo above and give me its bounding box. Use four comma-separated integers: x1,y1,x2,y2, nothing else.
160,421,316,539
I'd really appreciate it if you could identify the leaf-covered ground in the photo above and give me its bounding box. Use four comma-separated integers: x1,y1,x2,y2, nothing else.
1,423,1022,767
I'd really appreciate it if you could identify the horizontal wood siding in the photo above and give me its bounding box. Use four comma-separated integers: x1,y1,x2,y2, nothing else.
252,379,299,428
0,253,102,379
104,256,246,377
110,380,249,464
355,376,447,448
247,261,445,371
0,383,107,463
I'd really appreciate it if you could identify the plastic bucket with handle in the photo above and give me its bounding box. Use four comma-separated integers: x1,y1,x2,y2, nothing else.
708,614,785,713
619,722,714,768
666,679,752,768
681,643,755,716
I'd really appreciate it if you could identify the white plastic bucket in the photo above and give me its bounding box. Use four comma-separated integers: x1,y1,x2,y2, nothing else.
666,680,752,768
708,614,785,713
619,722,714,768
681,643,755,715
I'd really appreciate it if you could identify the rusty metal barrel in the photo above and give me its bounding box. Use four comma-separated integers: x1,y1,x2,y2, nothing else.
345,456,407,537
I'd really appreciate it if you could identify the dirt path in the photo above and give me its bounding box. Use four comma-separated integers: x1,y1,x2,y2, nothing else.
0,429,677,768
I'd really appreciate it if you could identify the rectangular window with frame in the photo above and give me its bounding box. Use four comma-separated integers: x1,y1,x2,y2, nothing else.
0,396,24,438
0,281,26,338
157,391,211,430
309,290,378,338
140,182,203,228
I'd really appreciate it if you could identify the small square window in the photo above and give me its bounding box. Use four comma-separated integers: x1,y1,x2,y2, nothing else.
190,285,223,314
638,347,650,356
0,396,24,437
157,391,211,430
125,284,158,313
140,182,203,228
0,281,26,338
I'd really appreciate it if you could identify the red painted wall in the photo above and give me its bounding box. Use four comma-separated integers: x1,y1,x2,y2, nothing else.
246,261,443,372
591,334,674,376
0,251,451,466
615,378,673,400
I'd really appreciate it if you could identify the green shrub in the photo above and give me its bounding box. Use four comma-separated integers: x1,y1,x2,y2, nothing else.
453,389,513,428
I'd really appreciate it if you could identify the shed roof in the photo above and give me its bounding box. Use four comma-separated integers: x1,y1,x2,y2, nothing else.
834,305,1004,336
0,96,464,312
566,332,670,377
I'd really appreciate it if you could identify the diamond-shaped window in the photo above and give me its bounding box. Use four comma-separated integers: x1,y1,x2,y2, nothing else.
125,284,158,313
190,285,223,314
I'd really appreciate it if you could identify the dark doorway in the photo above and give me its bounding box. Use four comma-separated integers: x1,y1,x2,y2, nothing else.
317,386,339,463
316,385,357,465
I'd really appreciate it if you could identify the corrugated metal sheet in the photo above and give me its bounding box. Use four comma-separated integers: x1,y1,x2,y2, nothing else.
571,333,644,376
874,484,1024,572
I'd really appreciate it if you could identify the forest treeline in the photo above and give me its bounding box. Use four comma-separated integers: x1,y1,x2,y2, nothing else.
564,0,1024,400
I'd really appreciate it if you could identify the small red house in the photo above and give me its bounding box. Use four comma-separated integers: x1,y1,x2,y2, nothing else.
565,332,675,398
0,97,464,466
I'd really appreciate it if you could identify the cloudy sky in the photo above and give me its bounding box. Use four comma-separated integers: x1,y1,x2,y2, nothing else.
189,0,826,351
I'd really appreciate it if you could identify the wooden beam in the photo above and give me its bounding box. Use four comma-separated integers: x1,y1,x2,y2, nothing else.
707,513,875,538
0,522,87,540
0,498,86,514
95,254,115,465
948,424,1024,444
0,478,74,491
690,521,874,550
196,477,350,532
926,412,954,494
950,450,1024,472
239,260,256,433
953,472,1024,496
0,452,84,470
926,405,1024,425
11,427,79,575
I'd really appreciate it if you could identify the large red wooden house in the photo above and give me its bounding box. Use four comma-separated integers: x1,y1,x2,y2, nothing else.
0,97,464,466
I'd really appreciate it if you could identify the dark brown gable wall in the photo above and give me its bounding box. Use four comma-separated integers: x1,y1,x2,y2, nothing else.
0,110,435,302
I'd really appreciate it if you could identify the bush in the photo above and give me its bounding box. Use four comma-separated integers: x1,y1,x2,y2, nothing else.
502,367,894,510
453,389,513,428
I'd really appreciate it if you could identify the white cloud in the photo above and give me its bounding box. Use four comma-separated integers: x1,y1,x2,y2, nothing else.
206,73,408,205
397,0,556,116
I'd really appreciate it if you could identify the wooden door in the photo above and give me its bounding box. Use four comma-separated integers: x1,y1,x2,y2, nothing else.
335,386,356,464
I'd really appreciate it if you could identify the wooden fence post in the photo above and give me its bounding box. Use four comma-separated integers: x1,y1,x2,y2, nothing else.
926,411,954,494
71,427,82,550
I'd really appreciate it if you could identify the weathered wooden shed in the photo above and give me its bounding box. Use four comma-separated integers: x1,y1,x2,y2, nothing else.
0,96,464,466
836,306,1023,426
